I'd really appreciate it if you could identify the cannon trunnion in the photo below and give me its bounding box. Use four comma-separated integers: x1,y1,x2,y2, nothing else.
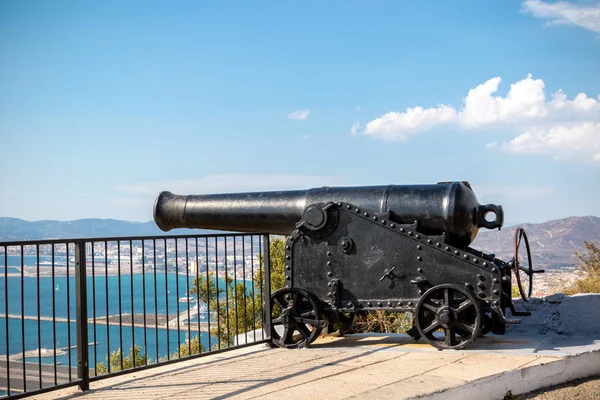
154,182,541,350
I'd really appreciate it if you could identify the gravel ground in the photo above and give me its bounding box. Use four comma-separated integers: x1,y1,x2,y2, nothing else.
513,374,600,399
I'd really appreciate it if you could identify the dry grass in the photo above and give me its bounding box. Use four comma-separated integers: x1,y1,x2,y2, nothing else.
563,275,600,295
349,310,413,334
562,241,600,295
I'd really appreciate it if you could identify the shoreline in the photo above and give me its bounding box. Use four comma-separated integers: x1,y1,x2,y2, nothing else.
0,313,210,333
1,266,251,279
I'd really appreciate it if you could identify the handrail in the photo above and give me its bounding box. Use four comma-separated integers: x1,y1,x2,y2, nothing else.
0,232,272,398
0,231,270,247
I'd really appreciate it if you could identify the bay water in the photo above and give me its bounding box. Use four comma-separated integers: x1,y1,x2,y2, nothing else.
0,255,259,371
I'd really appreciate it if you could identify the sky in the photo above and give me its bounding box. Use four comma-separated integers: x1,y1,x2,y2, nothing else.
0,0,599,225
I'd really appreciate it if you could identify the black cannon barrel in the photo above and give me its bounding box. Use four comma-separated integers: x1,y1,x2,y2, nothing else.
154,181,503,247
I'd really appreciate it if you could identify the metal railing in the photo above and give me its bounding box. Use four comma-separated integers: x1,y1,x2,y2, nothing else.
0,233,272,399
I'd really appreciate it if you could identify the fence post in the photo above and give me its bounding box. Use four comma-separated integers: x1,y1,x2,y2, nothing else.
75,240,90,391
262,235,272,341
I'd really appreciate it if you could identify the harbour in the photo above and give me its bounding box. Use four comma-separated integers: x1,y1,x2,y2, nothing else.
0,312,211,332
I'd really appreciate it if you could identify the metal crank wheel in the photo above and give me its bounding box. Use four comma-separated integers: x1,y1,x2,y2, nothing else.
416,284,483,350
513,227,533,301
268,287,327,349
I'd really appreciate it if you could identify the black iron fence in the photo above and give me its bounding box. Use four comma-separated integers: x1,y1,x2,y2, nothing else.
0,233,272,399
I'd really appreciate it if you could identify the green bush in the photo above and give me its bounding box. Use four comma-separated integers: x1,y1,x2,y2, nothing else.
189,236,286,347
564,241,600,295
93,345,147,376
171,335,205,359
512,285,521,298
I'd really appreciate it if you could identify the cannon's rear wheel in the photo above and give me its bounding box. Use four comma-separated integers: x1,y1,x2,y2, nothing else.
415,284,483,350
267,287,326,349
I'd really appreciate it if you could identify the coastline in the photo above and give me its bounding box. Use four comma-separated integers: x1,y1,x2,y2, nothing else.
0,313,210,333
1,266,235,278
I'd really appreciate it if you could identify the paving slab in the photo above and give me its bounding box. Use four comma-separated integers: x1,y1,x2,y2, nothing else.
348,374,468,399
32,328,600,400
26,295,600,400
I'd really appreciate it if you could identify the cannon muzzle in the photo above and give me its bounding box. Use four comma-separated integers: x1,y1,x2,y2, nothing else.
153,182,503,247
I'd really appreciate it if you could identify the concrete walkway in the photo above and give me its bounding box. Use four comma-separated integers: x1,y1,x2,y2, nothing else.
36,331,600,400
29,294,600,399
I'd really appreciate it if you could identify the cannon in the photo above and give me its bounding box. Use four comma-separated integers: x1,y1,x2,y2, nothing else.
154,181,543,350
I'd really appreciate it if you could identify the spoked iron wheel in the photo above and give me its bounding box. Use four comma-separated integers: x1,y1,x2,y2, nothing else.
415,284,483,350
455,305,492,338
268,287,326,349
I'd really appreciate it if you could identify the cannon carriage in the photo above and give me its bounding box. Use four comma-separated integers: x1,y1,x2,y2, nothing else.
154,181,543,350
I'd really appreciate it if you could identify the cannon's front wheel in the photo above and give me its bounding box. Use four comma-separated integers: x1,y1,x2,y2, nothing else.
415,284,483,350
267,287,327,349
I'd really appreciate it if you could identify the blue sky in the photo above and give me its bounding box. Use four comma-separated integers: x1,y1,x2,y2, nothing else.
0,0,599,225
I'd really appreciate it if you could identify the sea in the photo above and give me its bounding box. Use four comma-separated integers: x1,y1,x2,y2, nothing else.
0,254,260,384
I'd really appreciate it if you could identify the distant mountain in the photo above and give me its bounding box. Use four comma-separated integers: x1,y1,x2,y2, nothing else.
2,216,599,271
471,216,600,271
0,217,213,241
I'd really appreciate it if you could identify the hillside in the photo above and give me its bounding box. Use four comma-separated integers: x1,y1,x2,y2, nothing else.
0,217,212,241
471,216,600,271
2,216,599,271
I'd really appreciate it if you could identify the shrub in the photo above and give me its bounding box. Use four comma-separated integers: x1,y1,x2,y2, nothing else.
171,335,205,359
512,285,521,298
93,345,147,376
189,236,286,347
350,311,413,334
563,241,600,295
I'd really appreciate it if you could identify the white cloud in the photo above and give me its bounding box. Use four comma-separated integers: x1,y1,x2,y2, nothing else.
363,105,457,141
358,74,600,163
350,122,361,135
459,74,548,127
521,0,600,34
501,122,600,162
458,74,600,127
361,74,555,140
355,106,361,111
301,134,310,140
287,109,311,120
549,90,600,114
